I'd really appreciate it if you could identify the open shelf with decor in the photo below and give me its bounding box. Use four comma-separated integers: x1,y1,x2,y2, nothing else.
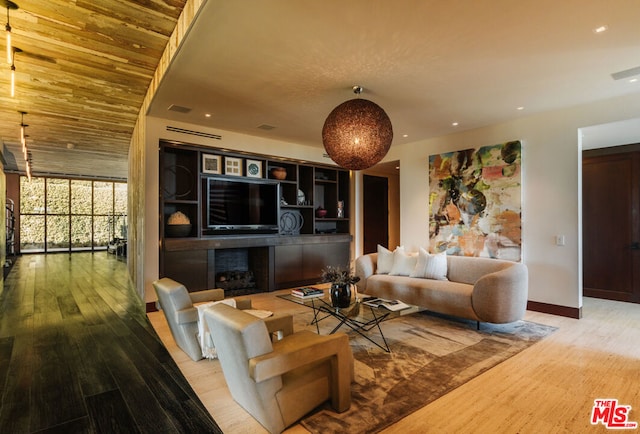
161,144,199,239
159,141,352,292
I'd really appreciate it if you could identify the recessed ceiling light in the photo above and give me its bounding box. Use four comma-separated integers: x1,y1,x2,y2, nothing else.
516,106,524,111
593,25,608,33
630,78,638,83
452,122,459,126
205,113,211,118
402,134,408,138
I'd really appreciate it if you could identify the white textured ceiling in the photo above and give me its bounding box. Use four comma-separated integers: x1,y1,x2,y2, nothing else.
149,0,640,150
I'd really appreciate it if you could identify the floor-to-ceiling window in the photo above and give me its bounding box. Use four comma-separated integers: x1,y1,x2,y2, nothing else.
19,176,127,253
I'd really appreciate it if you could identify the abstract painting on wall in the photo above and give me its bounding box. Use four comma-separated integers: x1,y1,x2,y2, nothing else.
429,140,522,261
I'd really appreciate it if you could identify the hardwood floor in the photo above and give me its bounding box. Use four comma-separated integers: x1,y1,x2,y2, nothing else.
0,253,222,434
5,252,636,433
149,290,640,434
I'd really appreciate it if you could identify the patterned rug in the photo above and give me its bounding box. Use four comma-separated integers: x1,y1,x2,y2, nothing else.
297,310,556,434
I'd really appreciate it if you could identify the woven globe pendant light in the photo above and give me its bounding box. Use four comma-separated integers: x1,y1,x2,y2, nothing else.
322,86,393,170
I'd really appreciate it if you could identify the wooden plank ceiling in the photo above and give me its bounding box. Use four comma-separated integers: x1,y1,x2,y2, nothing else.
0,0,187,180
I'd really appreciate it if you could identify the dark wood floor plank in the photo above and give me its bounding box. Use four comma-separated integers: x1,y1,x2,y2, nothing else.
85,389,141,434
0,336,14,389
114,319,221,433
30,319,88,431
32,416,93,434
0,252,223,433
92,332,179,433
0,327,33,433
67,324,119,398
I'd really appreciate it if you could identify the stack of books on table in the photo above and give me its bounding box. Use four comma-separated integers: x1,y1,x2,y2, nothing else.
291,287,324,299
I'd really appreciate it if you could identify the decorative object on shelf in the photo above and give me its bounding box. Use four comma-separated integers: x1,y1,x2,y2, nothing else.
246,159,263,178
225,156,243,175
322,85,393,171
315,206,327,218
280,197,288,206
297,189,306,205
279,210,304,235
270,166,287,180
166,211,192,237
163,164,193,199
202,154,222,174
321,265,360,308
337,200,344,218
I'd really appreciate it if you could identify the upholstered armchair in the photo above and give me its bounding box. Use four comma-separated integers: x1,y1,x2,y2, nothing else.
152,277,251,361
204,303,353,434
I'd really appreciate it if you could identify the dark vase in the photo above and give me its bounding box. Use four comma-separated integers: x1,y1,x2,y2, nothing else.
330,283,351,308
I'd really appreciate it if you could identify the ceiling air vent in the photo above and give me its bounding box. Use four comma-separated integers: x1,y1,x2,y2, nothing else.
611,65,640,80
257,124,276,130
167,104,192,113
166,126,221,140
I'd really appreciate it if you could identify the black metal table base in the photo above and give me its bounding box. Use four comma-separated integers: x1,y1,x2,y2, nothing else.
308,300,393,352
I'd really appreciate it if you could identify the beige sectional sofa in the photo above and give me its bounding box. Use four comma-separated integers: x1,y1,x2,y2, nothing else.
355,251,528,324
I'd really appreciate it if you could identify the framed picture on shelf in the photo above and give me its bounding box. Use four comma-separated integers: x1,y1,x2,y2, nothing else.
202,154,222,174
225,156,243,176
246,159,263,178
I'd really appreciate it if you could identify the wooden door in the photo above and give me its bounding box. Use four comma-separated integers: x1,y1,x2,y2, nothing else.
583,147,640,302
363,175,389,254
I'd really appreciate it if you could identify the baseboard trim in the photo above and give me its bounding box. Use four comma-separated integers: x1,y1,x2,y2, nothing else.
146,302,158,313
527,300,582,319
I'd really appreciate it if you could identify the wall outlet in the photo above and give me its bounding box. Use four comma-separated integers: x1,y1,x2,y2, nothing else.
555,235,566,246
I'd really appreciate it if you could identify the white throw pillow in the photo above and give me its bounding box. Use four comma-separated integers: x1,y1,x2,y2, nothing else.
376,244,397,274
389,248,418,276
410,248,448,280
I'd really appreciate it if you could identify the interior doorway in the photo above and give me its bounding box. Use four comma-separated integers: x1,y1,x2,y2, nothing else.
582,144,640,303
363,174,389,254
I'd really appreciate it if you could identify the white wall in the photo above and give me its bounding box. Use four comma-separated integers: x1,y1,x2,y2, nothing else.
143,116,339,302
384,93,640,309
143,93,640,308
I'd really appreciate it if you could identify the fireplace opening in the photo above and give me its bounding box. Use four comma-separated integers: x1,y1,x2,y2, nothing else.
214,247,269,297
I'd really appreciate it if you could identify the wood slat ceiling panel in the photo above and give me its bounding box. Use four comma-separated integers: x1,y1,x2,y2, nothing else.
0,0,187,179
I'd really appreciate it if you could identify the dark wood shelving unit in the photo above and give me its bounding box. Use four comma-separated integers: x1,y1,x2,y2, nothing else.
159,141,352,292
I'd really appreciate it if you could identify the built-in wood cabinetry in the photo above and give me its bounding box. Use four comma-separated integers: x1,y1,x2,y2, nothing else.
159,141,352,292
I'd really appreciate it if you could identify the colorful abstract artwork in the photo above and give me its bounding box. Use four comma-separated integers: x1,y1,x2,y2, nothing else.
429,140,522,261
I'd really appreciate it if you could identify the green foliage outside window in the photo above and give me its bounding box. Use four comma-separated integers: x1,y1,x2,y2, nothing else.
19,176,127,252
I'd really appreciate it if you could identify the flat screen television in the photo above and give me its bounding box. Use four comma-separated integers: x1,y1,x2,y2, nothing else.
205,177,280,234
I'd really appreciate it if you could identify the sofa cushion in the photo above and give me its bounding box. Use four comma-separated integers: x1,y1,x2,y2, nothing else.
410,248,448,280
377,245,399,274
446,255,512,284
389,248,417,276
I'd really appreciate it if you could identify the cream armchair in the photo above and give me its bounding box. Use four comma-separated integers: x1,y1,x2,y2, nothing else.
152,277,251,361
204,303,353,434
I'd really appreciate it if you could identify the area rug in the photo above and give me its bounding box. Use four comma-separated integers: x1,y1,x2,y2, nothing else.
296,310,557,434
